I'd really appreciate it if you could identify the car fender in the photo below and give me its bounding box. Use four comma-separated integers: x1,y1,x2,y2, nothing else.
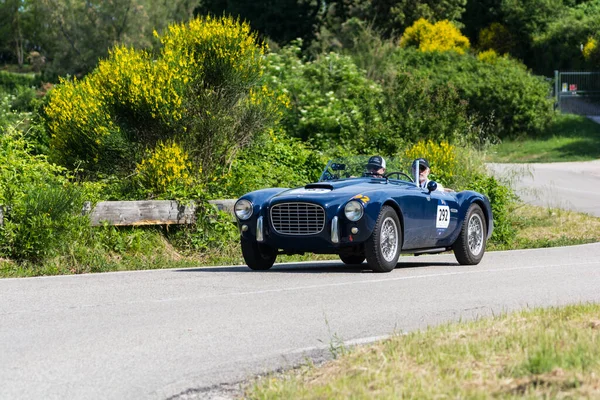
455,191,494,240
237,188,288,237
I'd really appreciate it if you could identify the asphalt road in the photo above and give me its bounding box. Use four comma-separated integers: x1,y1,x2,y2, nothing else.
2,243,600,399
487,160,600,216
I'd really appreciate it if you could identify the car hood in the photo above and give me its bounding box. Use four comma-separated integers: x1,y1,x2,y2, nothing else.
269,178,412,204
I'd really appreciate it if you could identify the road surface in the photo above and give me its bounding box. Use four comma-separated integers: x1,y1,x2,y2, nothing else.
487,160,600,216
1,243,600,399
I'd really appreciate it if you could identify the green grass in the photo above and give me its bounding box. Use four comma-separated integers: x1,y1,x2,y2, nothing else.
246,304,600,399
488,204,600,251
487,113,600,163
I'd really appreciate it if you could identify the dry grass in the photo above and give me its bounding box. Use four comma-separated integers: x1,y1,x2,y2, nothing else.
246,304,600,399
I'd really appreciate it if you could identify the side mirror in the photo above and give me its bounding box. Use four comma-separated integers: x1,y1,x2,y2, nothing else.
426,181,438,193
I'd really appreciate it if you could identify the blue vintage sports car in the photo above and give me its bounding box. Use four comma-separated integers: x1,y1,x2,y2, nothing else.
234,156,493,272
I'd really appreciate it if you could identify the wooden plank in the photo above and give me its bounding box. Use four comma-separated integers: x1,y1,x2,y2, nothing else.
89,200,196,226
208,199,236,215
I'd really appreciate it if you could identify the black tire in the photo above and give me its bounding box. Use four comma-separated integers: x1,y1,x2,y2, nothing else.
453,204,487,265
339,253,365,265
241,238,277,270
365,206,402,273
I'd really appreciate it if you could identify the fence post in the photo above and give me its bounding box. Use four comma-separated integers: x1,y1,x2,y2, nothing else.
554,70,560,111
0,205,3,227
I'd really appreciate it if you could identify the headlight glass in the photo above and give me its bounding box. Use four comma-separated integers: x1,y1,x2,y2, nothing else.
344,200,364,221
234,199,253,220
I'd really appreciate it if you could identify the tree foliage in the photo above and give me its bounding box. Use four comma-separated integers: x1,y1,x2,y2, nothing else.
194,0,323,45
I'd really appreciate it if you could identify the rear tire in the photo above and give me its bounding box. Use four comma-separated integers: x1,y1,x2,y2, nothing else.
241,238,277,270
365,206,401,273
453,204,487,265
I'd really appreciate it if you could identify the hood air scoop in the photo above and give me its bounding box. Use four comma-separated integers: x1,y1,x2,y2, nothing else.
304,183,334,190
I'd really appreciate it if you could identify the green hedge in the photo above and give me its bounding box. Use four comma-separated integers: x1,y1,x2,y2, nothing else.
391,48,554,139
0,71,41,91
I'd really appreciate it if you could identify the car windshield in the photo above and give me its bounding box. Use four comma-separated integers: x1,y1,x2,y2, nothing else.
319,156,415,183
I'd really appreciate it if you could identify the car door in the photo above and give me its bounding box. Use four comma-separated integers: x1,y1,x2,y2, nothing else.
421,189,459,248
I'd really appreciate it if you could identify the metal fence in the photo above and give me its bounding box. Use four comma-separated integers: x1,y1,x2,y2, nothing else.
554,71,600,115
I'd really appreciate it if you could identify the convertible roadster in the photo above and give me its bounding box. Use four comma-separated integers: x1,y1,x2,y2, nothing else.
234,156,493,272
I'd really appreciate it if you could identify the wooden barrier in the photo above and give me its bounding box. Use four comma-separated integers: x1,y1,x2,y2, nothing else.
0,200,237,227
88,199,236,226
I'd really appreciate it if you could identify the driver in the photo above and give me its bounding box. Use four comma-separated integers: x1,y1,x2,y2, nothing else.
365,155,386,178
412,158,446,192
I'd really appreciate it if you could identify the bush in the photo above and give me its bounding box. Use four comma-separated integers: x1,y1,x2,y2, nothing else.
466,173,517,246
135,140,201,199
391,48,554,138
400,18,470,54
206,128,323,198
45,16,281,188
0,127,84,262
0,71,41,92
403,140,458,187
264,41,387,156
382,73,484,148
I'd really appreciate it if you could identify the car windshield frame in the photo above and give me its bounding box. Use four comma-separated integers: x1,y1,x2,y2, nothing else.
318,156,415,184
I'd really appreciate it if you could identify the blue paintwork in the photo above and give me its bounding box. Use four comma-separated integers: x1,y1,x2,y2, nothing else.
236,176,493,254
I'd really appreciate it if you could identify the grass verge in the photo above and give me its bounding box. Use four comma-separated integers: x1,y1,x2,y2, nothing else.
246,303,600,399
489,204,600,251
487,113,600,163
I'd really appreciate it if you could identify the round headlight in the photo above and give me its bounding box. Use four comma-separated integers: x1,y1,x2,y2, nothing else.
344,200,364,222
234,199,253,220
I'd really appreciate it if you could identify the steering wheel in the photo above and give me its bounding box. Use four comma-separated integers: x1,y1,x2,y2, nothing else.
384,171,414,182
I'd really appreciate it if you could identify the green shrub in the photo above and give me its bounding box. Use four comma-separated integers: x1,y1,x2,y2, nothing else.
0,71,41,92
391,48,554,138
0,127,84,262
264,41,387,156
466,173,517,246
382,72,484,147
206,128,323,198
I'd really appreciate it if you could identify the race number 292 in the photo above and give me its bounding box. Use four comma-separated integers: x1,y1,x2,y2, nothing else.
436,205,450,229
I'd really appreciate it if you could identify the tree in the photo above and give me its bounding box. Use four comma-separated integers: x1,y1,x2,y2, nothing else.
194,0,324,46
323,0,467,38
21,0,196,79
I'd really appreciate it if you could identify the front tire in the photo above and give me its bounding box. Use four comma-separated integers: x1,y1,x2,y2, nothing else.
339,253,365,265
241,238,277,270
453,204,487,265
365,206,402,273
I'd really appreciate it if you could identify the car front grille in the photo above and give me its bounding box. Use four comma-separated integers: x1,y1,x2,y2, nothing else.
270,202,326,235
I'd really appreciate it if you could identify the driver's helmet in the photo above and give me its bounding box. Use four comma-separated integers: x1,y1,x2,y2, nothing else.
411,158,430,173
365,155,386,176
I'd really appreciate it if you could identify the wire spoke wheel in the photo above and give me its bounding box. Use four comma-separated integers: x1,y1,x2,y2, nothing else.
467,213,484,256
365,206,402,272
380,217,399,262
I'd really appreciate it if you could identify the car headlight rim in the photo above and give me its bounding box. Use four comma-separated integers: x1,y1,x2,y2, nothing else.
235,199,253,220
344,200,364,221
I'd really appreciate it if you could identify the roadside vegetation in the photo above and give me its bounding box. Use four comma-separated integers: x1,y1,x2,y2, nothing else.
488,114,600,163
1,1,600,276
246,303,600,399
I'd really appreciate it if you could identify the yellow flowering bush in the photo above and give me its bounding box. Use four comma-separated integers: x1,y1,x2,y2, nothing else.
135,140,196,197
404,140,458,185
400,19,470,54
477,49,500,64
583,37,598,61
45,16,280,193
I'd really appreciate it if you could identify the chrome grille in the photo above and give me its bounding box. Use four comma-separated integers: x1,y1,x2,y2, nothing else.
270,202,325,235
